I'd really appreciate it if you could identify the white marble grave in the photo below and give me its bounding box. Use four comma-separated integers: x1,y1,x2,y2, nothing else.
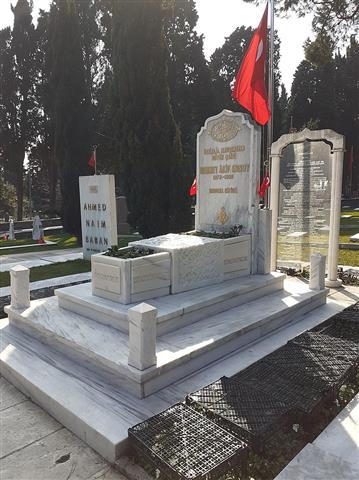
130,233,223,293
195,110,260,236
350,233,359,242
79,175,118,260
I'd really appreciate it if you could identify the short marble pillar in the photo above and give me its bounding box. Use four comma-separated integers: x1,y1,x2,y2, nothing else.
257,208,272,274
309,253,326,291
128,303,157,371
10,265,30,309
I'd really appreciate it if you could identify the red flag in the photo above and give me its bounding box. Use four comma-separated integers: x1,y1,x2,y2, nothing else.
189,177,197,196
232,4,271,125
88,149,96,169
258,171,270,197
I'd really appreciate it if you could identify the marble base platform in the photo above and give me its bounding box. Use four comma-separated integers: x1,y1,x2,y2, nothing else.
4,278,326,399
1,280,345,464
56,273,285,335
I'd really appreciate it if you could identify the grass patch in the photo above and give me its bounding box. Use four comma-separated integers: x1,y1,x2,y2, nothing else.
0,233,79,256
0,238,38,247
0,259,91,288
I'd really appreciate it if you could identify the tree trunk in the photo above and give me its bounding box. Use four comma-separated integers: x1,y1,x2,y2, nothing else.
48,150,57,213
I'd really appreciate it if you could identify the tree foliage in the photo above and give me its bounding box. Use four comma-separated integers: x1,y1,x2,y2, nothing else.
112,0,192,237
49,0,92,238
244,0,358,41
0,0,37,220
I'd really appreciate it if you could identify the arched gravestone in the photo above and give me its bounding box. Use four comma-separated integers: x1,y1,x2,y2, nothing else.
270,129,345,287
195,110,261,235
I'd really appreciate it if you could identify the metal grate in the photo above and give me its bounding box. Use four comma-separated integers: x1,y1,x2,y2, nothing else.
314,319,359,346
128,403,247,480
186,377,290,446
231,360,323,414
262,342,353,392
290,331,359,365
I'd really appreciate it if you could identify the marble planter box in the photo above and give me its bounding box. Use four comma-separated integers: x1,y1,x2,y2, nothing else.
91,249,171,304
130,233,224,294
223,235,251,279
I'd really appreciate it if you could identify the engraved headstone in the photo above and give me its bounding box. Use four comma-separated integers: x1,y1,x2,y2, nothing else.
9,217,15,240
79,175,118,260
195,110,260,234
277,140,332,264
32,215,43,241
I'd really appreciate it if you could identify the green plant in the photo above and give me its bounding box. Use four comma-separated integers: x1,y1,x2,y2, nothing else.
104,245,154,259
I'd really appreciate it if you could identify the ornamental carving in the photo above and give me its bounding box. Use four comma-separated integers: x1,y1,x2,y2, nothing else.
209,119,240,142
217,207,230,225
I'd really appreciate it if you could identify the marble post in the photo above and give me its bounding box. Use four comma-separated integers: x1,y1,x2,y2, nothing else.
269,153,281,271
257,208,272,274
10,265,30,309
128,303,157,371
309,253,326,291
325,148,344,287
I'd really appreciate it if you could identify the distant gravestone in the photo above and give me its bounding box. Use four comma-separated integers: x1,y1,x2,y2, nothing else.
79,175,118,260
195,110,260,234
32,215,43,241
270,129,345,287
9,218,15,240
116,196,130,235
277,140,332,263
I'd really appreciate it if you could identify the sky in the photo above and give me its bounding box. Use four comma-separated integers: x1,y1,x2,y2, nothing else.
0,0,314,92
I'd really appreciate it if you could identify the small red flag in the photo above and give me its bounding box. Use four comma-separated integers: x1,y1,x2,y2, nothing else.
258,172,270,198
88,149,96,169
232,4,271,125
189,177,197,196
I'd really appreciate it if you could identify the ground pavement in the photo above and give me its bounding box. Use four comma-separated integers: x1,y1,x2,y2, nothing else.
0,247,83,273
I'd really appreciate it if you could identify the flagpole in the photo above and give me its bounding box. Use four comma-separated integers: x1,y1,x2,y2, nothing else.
266,0,275,208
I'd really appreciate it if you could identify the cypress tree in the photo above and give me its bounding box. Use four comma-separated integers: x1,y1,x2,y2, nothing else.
50,0,92,238
0,0,37,220
112,0,191,237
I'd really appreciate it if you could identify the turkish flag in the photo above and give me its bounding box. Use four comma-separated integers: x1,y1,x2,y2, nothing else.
232,4,271,125
88,150,96,169
189,177,197,196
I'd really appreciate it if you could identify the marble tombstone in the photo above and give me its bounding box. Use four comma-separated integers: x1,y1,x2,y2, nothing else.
270,129,345,287
79,175,118,260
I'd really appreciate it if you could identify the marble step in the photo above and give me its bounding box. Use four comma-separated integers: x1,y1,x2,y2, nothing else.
0,288,337,465
55,273,285,335
4,283,327,398
0,321,169,463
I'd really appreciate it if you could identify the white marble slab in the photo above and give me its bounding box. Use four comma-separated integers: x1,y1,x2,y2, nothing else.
314,394,359,469
5,278,326,397
56,273,284,334
130,233,224,293
275,444,359,479
350,233,359,242
341,214,352,218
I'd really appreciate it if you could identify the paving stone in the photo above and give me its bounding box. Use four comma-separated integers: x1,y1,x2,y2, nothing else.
1,400,61,458
0,428,126,480
0,377,27,410
275,443,359,479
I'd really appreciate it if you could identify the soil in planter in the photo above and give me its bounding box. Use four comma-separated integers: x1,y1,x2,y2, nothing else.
184,225,243,239
104,246,154,259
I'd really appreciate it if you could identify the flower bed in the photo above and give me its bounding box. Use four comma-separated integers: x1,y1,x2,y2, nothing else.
91,247,171,304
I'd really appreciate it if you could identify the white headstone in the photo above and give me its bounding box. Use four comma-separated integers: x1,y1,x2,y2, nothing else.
195,110,261,234
79,175,118,260
32,215,43,240
9,218,15,240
